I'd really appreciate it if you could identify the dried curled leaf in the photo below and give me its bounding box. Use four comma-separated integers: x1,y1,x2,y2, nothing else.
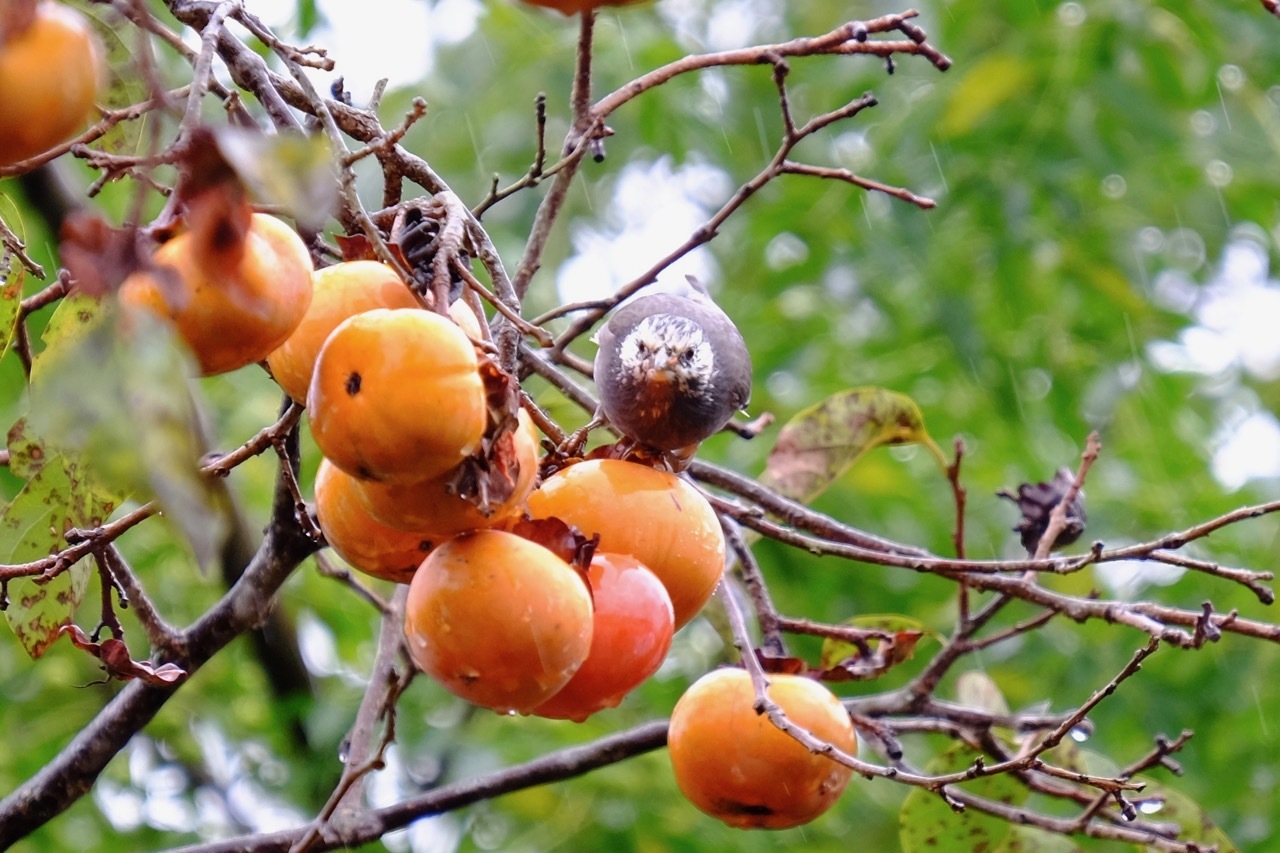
997,467,1087,554
503,516,598,576
60,624,187,686
762,386,944,504
817,615,932,682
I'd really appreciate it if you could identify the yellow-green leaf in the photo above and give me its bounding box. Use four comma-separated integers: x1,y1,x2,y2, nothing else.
0,250,23,361
1,454,112,658
938,54,1036,138
1132,780,1240,852
761,387,945,504
819,614,935,671
27,305,228,569
900,743,1028,853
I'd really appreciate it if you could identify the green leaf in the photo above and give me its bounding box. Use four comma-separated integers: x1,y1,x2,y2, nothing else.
761,387,945,504
996,825,1082,852
818,614,936,673
938,54,1037,138
27,302,228,569
1132,779,1240,852
295,0,321,36
7,417,48,481
1,454,112,658
0,250,23,361
899,743,1029,853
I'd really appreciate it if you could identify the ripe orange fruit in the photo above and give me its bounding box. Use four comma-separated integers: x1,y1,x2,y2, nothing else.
532,552,674,722
0,2,104,168
313,458,433,584
353,410,540,537
526,459,724,629
668,668,856,829
119,212,314,376
403,529,594,714
519,0,648,15
308,308,487,484
267,260,421,403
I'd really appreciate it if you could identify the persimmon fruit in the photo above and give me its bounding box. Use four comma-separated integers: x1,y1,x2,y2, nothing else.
119,212,314,376
354,410,540,537
307,308,487,483
403,529,594,714
0,1,105,168
267,260,421,403
313,458,433,584
532,552,674,722
668,668,856,829
526,458,724,629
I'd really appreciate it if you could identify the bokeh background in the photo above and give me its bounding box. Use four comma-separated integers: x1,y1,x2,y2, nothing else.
2,1,1280,850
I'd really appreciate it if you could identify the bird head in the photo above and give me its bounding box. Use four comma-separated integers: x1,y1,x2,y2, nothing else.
616,314,715,395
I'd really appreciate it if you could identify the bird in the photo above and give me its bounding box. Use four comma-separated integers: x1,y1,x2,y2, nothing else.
593,279,752,453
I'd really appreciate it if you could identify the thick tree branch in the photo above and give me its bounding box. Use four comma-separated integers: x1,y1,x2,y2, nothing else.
0,452,320,844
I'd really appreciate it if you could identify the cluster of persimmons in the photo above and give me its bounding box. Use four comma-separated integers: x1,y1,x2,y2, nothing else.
1,0,862,832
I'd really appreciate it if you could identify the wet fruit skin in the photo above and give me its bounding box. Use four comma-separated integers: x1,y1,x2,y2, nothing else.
308,308,487,484
403,529,594,714
267,260,421,403
313,458,434,584
354,410,540,538
119,213,314,376
526,458,725,629
0,2,105,168
668,668,856,830
533,552,674,722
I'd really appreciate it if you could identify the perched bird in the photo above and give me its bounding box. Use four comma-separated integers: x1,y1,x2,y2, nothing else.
593,281,752,452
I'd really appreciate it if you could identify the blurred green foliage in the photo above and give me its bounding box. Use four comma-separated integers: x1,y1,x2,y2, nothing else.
2,1,1280,851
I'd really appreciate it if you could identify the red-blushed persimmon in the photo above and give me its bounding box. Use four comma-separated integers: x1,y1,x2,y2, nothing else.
119,212,314,376
267,260,421,403
532,552,674,722
668,668,856,829
313,458,433,584
307,308,487,484
0,2,105,168
526,458,724,629
403,529,594,714
353,410,540,537
518,0,648,15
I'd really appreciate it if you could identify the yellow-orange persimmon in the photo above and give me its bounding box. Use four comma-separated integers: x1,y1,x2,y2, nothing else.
668,668,856,829
120,212,314,376
354,410,540,537
0,2,105,168
267,260,421,403
313,458,434,584
308,308,486,483
526,458,724,629
404,529,594,714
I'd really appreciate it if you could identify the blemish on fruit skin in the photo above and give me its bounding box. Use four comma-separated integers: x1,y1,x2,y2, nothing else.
345,371,362,395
